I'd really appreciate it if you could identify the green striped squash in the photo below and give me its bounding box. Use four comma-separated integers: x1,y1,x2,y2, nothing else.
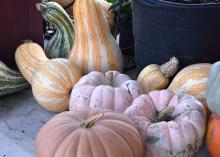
0,61,29,97
36,2,74,59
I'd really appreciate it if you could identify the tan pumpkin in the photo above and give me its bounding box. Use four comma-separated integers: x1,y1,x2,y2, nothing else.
15,41,49,83
168,63,211,116
137,57,179,93
69,0,123,74
32,58,81,112
36,107,144,157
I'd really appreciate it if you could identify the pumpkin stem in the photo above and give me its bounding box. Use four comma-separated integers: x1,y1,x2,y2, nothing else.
157,106,175,122
81,113,104,128
105,72,114,86
160,57,179,78
21,40,33,44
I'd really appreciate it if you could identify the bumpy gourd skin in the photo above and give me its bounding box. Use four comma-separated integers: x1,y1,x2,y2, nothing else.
206,61,220,116
38,2,74,58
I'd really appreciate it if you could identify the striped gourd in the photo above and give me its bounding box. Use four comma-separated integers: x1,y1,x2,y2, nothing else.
36,2,74,58
69,0,123,74
137,57,179,93
168,63,211,115
15,41,49,83
47,0,115,32
32,58,81,112
0,61,29,97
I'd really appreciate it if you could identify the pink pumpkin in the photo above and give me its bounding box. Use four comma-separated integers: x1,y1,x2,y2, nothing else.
69,71,144,113
124,90,206,157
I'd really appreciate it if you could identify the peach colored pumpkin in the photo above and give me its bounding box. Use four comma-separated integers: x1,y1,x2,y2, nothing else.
36,108,144,157
206,113,220,157
124,90,206,157
32,58,81,112
69,71,143,113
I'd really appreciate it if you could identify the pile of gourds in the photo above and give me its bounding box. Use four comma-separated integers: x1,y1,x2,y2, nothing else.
1,0,219,156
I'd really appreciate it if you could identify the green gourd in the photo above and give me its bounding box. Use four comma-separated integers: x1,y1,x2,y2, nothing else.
36,2,74,58
206,61,220,116
0,61,29,97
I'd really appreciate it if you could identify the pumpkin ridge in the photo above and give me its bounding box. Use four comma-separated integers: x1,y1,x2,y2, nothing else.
91,127,108,157
99,125,136,157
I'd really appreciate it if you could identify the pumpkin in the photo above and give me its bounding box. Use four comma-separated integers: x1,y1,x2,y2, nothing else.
0,61,29,97
47,0,115,32
36,2,74,58
69,71,143,113
36,107,144,157
205,61,220,116
32,58,81,112
124,90,206,157
15,41,49,83
69,0,123,74
168,63,211,116
137,57,179,93
206,113,220,157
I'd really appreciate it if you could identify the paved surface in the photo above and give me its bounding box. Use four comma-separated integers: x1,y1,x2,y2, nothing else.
0,88,211,157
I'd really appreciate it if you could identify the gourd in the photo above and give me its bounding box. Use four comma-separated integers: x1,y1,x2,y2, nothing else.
47,0,115,32
32,58,81,112
168,63,211,116
15,41,49,83
36,107,144,157
124,89,206,157
69,0,123,74
205,61,220,116
137,57,179,93
206,113,220,157
69,71,143,113
36,2,74,58
0,61,29,97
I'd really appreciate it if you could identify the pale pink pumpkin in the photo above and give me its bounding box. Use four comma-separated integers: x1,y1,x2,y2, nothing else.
124,90,206,157
69,71,144,113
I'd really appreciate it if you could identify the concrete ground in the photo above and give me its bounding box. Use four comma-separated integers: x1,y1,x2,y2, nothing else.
0,84,211,157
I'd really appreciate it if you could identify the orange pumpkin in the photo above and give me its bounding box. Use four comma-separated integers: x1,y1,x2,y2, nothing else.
206,113,220,157
36,108,144,157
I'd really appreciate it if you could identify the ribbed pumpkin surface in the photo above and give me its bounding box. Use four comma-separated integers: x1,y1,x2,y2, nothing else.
32,58,81,112
168,63,211,108
36,108,144,157
69,0,122,74
15,42,49,83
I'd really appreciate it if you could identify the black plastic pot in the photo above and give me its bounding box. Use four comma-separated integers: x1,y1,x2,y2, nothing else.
133,0,220,73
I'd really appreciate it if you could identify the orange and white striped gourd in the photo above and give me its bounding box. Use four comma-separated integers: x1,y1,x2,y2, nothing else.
168,63,211,115
137,57,179,93
69,0,123,74
32,58,81,112
15,41,49,83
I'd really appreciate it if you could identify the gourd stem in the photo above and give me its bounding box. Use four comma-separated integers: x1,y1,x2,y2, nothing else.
81,113,104,128
21,40,33,44
160,57,179,78
106,72,114,86
157,106,175,122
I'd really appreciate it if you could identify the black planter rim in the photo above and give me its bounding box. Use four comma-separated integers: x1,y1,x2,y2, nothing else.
134,0,220,9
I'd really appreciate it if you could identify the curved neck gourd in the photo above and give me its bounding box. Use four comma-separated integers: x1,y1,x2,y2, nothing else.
37,2,74,59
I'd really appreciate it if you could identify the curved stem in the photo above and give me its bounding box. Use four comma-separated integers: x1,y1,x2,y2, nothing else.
80,113,104,128
157,106,175,122
160,57,179,78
